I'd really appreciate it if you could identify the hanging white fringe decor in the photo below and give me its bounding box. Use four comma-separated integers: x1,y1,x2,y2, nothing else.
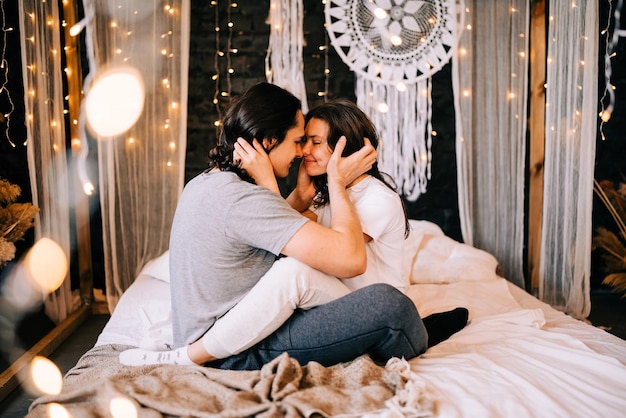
265,0,308,113
325,0,462,200
356,76,432,200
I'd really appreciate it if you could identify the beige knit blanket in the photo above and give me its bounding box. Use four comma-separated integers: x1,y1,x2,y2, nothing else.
27,344,429,417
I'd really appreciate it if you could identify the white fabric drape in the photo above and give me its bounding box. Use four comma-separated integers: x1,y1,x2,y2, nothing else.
20,0,76,323
539,0,597,319
84,0,190,312
265,0,308,113
455,1,529,288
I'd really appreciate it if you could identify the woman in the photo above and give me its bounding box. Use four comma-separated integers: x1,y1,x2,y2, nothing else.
120,84,431,369
302,99,410,293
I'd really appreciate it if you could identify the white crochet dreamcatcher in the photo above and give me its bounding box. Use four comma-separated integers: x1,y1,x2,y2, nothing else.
325,0,462,200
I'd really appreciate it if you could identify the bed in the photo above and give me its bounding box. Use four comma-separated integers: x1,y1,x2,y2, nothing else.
27,220,626,417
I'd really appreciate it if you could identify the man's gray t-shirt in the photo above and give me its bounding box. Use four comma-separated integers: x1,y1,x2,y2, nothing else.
169,171,309,347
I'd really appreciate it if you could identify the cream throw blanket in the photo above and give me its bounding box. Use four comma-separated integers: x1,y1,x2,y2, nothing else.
28,344,429,417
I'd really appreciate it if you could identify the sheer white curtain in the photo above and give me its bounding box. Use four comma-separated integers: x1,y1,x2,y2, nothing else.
455,1,529,288
84,0,190,312
20,0,76,323
539,0,597,319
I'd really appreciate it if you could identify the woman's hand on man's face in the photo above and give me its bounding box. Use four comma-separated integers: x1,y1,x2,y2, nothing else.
234,138,279,192
327,137,377,187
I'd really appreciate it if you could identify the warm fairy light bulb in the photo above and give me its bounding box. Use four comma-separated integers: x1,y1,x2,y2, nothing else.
83,181,95,195
69,23,82,36
599,110,612,122
377,103,389,113
396,82,406,92
390,35,402,46
373,8,387,19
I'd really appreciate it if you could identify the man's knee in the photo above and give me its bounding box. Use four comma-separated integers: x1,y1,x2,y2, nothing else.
358,283,421,324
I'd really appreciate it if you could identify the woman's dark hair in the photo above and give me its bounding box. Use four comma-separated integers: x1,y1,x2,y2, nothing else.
305,99,410,237
207,82,302,183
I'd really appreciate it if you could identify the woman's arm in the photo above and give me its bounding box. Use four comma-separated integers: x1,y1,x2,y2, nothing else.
281,138,377,278
286,161,316,212
233,138,281,193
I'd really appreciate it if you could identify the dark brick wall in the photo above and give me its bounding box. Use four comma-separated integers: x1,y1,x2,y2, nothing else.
187,1,462,239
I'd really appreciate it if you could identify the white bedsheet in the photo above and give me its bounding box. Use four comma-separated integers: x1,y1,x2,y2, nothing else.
402,281,626,417
96,220,626,417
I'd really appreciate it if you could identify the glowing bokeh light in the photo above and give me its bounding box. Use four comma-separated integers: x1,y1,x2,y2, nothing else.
110,397,138,418
25,237,68,293
85,66,145,138
30,356,62,395
47,403,70,418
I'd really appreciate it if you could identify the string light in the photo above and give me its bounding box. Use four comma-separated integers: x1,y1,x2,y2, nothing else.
212,0,222,128
599,0,624,139
211,1,236,130
320,15,330,100
226,1,234,92
0,0,16,146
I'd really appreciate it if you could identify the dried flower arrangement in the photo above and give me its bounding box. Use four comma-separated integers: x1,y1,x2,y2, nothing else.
0,178,39,269
592,179,626,297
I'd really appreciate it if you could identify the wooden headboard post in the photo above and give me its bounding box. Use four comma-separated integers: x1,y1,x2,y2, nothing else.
528,0,547,294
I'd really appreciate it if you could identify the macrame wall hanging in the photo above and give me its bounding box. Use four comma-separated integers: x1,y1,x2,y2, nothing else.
325,0,462,200
266,0,309,113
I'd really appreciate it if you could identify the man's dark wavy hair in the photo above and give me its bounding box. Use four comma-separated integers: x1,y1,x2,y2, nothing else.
305,99,410,238
207,82,302,183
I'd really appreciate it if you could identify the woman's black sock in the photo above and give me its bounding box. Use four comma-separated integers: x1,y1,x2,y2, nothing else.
422,307,469,348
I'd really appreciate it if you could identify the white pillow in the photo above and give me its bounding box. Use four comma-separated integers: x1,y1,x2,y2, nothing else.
144,221,499,286
140,250,170,283
403,220,499,284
